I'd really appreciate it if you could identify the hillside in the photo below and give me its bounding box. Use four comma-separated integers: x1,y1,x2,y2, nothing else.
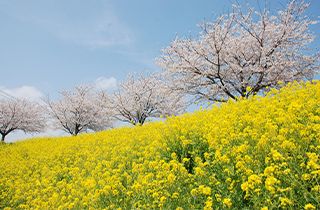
1,80,320,209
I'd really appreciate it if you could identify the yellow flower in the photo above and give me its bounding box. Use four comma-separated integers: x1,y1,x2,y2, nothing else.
311,185,320,192
204,197,213,210
222,198,232,208
190,189,198,197
202,187,212,195
167,173,175,183
152,192,159,198
265,177,278,194
305,203,316,210
182,158,190,163
264,166,275,177
171,152,178,160
241,182,250,193
160,196,167,203
302,173,310,181
280,197,292,206
172,193,179,199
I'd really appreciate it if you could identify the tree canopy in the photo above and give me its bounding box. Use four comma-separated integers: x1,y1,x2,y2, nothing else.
108,71,188,125
0,98,46,142
44,84,114,136
156,0,319,103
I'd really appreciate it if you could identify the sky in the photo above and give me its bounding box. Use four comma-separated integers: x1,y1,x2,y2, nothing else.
1,0,319,142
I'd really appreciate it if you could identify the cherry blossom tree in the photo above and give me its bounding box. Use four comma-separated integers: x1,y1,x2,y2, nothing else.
44,84,114,136
0,98,46,142
108,71,188,125
156,0,319,103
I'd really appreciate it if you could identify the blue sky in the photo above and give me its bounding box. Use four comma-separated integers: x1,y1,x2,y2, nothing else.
1,0,319,142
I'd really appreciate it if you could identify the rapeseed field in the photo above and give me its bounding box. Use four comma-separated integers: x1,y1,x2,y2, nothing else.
1,80,320,210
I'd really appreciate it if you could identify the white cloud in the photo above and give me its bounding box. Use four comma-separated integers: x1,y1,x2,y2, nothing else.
95,77,117,90
0,86,43,100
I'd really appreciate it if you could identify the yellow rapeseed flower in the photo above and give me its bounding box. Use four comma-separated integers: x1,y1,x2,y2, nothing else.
305,203,316,210
223,198,232,208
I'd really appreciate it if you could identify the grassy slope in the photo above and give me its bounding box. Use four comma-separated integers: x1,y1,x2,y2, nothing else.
1,80,320,210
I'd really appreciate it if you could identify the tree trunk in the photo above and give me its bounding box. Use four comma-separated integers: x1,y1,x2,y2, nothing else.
1,129,15,143
1,134,6,142
74,124,80,136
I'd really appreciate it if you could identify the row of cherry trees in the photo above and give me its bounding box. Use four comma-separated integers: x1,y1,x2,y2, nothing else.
1,0,319,142
0,71,188,141
43,71,188,136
